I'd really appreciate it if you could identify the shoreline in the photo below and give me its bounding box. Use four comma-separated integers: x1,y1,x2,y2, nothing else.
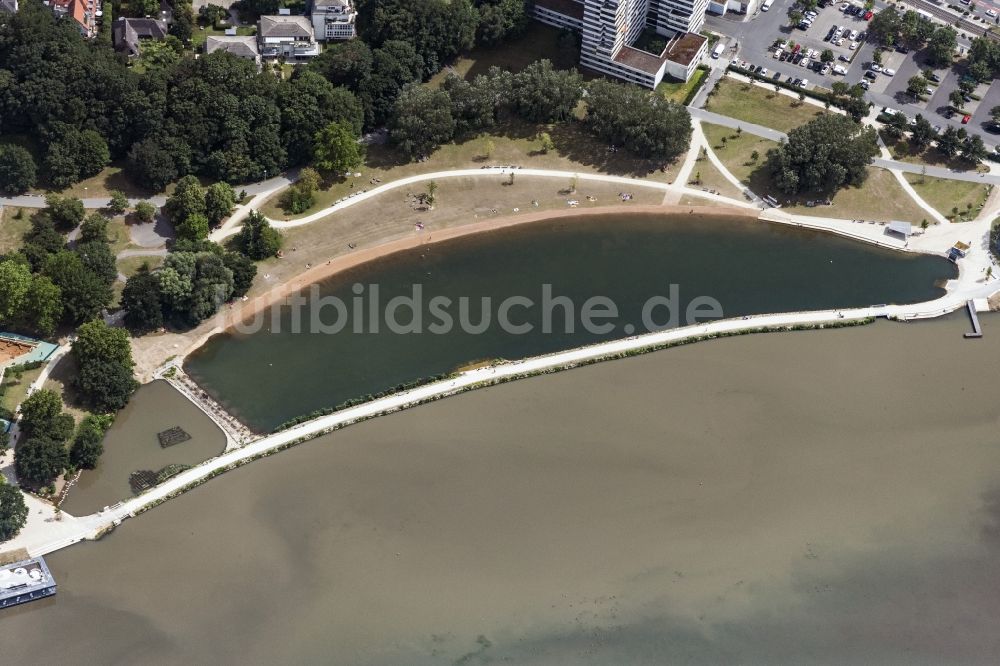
177,204,759,363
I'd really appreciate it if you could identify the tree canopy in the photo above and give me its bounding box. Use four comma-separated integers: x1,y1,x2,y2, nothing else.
584,79,692,161
766,114,879,195
72,319,139,412
0,483,29,542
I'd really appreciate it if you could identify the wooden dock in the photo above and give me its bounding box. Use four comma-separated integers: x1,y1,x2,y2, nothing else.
965,300,983,338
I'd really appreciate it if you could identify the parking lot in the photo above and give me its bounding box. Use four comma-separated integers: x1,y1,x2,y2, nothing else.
709,0,1000,146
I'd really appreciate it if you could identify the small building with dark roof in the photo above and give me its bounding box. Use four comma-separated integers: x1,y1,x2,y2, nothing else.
113,17,169,59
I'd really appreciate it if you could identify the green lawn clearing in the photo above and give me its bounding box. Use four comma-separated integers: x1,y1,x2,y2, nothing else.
700,123,780,183
904,173,991,222
705,78,829,133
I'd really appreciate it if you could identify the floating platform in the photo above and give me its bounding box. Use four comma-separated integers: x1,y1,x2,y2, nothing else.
0,557,57,609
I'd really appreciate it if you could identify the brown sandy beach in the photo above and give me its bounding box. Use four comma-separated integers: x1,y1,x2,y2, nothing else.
133,204,757,379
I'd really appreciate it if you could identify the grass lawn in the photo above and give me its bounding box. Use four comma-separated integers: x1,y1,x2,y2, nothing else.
0,205,34,254
881,132,988,173
688,159,744,200
260,120,680,220
749,167,931,224
701,123,779,183
657,67,708,104
117,254,164,278
705,78,829,133
42,355,88,425
0,364,44,417
32,161,155,199
106,216,133,255
427,22,576,87
252,175,665,297
904,173,991,221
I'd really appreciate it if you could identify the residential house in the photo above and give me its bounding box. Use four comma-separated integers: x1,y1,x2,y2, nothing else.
206,35,262,69
311,0,356,41
258,15,319,60
47,0,100,38
113,17,169,58
531,0,709,87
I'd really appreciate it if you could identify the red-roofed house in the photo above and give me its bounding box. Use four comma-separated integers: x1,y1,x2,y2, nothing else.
47,0,99,38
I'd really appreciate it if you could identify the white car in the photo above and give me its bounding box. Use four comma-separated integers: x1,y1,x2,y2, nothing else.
799,78,809,88
833,65,847,75
883,68,896,76
805,10,818,18
870,63,883,72
849,41,858,50
774,48,783,58
849,29,859,40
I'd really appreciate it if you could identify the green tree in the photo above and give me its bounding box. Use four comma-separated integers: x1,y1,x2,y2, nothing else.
583,78,692,160
389,85,456,158
820,49,834,64
176,213,210,242
15,436,69,487
24,275,63,337
910,114,936,149
122,265,165,333
43,252,112,324
0,144,37,195
166,175,206,224
19,389,63,436
135,201,157,223
766,114,879,195
79,213,109,243
906,74,928,98
107,190,130,216
69,414,106,469
313,121,365,173
44,194,86,231
309,39,374,90
962,134,988,164
72,319,139,412
539,132,555,154
43,127,110,189
0,483,29,542
0,259,32,323
204,182,236,227
926,27,957,67
937,125,964,158
949,89,966,110
223,251,257,297
75,240,118,285
512,60,582,123
235,211,283,260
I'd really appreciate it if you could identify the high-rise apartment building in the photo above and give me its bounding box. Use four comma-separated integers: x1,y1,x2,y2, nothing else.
533,0,708,88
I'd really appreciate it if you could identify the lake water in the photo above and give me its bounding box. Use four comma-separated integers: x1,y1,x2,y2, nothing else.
60,380,226,516
185,213,955,431
4,314,1000,664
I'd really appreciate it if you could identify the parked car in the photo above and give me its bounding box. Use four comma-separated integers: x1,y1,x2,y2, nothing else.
864,70,878,80
821,65,831,75
799,78,809,88
759,67,768,76
792,43,802,53
962,114,972,124
849,29,859,40
925,86,934,95
987,8,998,17
895,45,908,54
883,68,896,76
849,41,858,50
860,79,870,89
927,72,941,83
798,20,809,29
839,54,850,62
772,71,781,80
863,10,873,19
833,65,847,75
869,62,882,72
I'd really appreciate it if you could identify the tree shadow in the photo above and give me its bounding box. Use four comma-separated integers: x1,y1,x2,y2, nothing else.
547,121,676,178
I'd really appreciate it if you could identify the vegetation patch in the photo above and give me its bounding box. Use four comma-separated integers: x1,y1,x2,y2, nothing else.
705,78,829,133
157,426,192,448
904,174,991,222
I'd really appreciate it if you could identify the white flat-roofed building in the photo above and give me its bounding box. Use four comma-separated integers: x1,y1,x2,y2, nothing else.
312,0,356,41
258,15,320,60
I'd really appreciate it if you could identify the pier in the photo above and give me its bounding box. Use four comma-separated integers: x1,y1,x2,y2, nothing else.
965,300,983,339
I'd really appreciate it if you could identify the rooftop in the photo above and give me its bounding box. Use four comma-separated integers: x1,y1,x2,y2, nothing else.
206,35,260,59
532,0,585,20
663,32,707,67
613,45,666,75
259,15,314,39
0,558,55,603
